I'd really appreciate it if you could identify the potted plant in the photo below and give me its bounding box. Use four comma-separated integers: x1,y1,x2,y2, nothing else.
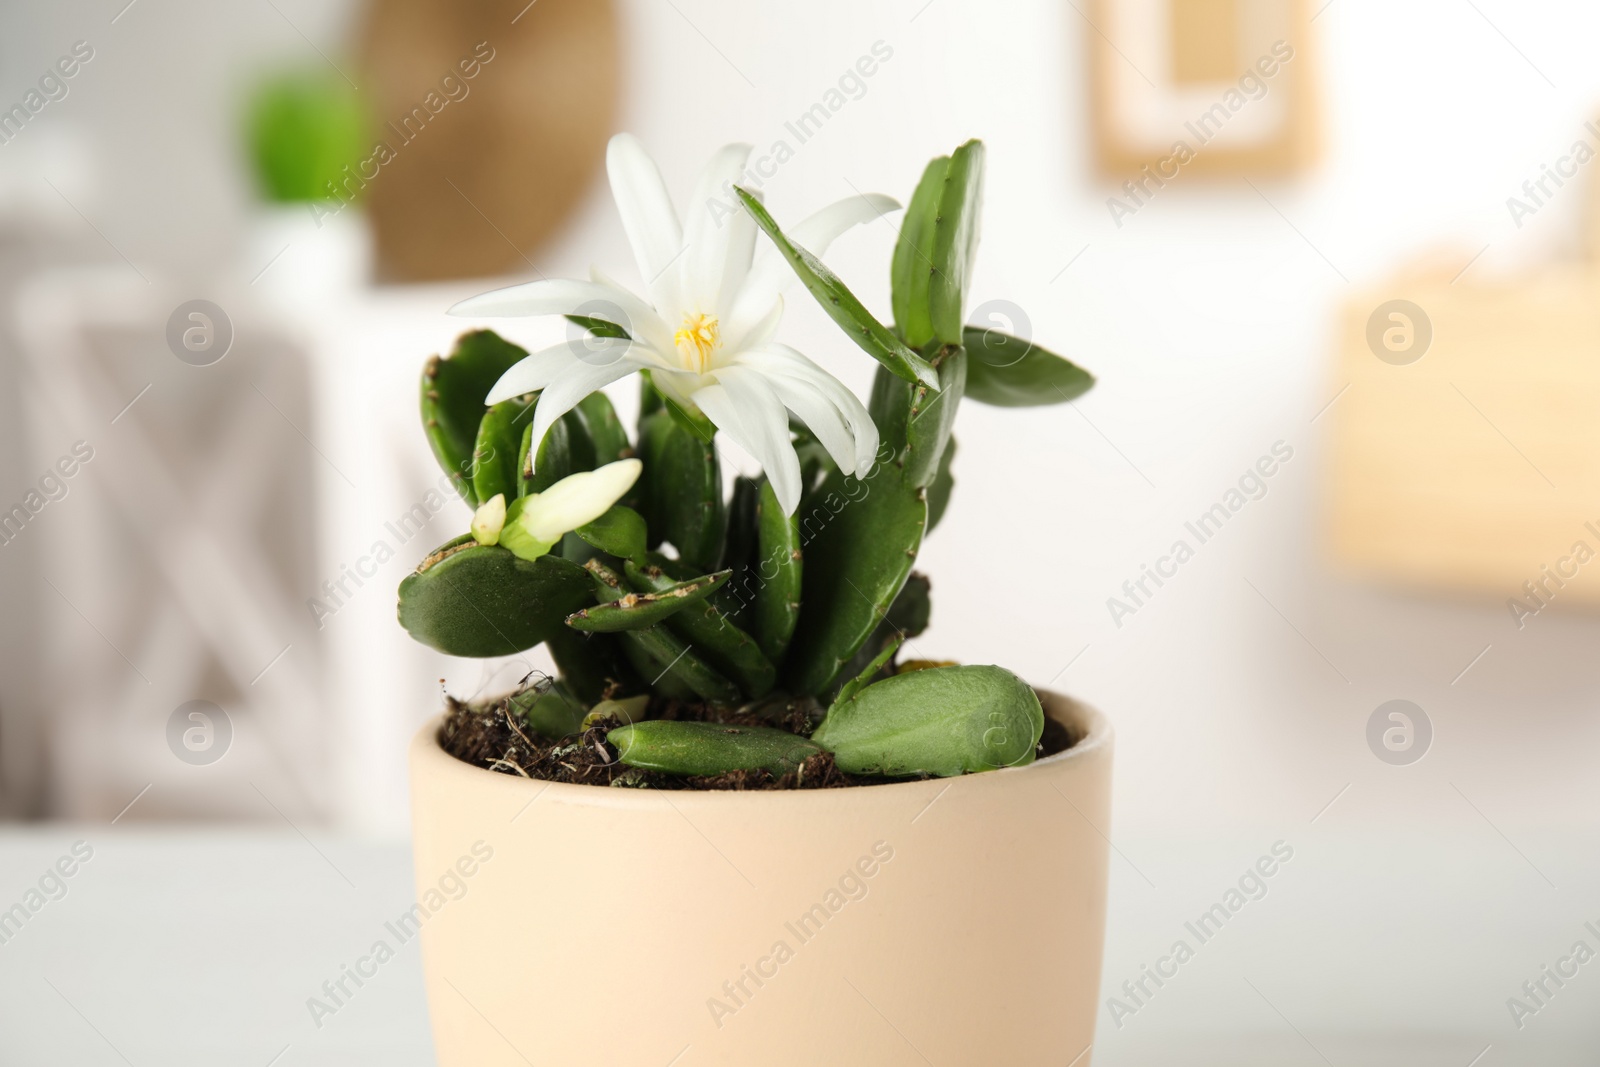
401,134,1113,1065
242,68,372,305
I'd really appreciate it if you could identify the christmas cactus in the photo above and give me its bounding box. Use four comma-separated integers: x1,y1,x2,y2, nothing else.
398,134,1094,783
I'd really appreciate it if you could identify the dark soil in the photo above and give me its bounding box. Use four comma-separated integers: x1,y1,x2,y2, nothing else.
438,676,1079,791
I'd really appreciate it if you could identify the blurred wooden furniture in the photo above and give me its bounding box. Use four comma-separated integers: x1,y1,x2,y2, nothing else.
357,0,620,282
1328,257,1600,605
1089,0,1318,177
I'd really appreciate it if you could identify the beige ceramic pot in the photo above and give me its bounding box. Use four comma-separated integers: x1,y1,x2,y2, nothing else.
407,691,1113,1066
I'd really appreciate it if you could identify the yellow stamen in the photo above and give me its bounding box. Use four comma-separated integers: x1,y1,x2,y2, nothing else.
673,312,720,373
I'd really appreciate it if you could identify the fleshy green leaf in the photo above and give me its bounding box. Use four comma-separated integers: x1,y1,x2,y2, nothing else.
587,559,740,704
509,680,587,739
545,625,635,704
472,396,536,505
927,438,955,531
962,327,1095,407
572,390,633,466
752,477,802,665
565,570,729,633
891,155,948,351
619,624,741,704
811,665,1042,777
520,409,598,497
826,572,931,699
830,635,903,710
396,535,593,657
421,330,529,507
609,721,821,776
868,346,966,490
625,558,775,699
929,140,985,346
717,476,760,624
574,505,648,561
783,461,927,696
736,187,938,390
637,410,724,572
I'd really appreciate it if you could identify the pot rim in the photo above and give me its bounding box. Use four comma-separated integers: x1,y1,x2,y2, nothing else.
410,688,1110,812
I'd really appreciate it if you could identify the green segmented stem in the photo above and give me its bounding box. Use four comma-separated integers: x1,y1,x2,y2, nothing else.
618,623,741,704
608,721,822,777
472,394,536,505
420,329,529,507
545,625,635,705
566,570,729,634
625,560,775,698
751,477,802,665
637,409,725,572
891,155,949,351
508,680,586,739
782,458,927,697
829,635,903,712
928,140,985,346
926,438,956,531
520,407,598,496
869,344,967,490
718,476,760,622
587,560,740,704
573,390,632,464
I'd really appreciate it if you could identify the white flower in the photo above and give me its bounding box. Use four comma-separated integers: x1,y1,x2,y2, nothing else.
448,133,894,514
490,459,642,562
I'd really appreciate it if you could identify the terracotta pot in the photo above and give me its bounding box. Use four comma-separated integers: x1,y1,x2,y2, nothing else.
407,691,1113,1065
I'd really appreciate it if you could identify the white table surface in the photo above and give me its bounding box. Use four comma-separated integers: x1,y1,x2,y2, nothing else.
1,825,1595,1066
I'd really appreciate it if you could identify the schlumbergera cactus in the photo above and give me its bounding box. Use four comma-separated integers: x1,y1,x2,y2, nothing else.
398,134,1095,783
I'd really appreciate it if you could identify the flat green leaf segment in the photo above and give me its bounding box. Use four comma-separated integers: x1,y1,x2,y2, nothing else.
573,505,647,561
892,141,985,350
782,459,927,696
610,721,821,776
566,570,728,633
473,396,536,505
812,665,1042,777
421,330,528,508
869,347,966,491
751,478,801,665
736,187,939,390
625,559,775,698
637,406,724,572
963,327,1094,407
397,536,593,657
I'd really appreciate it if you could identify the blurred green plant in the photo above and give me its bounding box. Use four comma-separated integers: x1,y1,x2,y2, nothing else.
245,71,366,203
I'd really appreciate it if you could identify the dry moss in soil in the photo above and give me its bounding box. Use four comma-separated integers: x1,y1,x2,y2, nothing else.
438,684,1077,791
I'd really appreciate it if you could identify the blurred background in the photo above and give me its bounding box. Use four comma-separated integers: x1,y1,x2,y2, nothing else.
2,0,1598,1063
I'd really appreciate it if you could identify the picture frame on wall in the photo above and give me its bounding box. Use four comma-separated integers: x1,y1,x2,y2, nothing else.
1088,0,1318,178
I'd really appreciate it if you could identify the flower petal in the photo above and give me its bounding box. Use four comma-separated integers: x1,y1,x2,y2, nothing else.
524,357,649,474
736,343,880,476
525,459,642,542
696,367,803,514
608,133,684,312
720,293,782,354
485,338,649,405
449,278,646,320
725,192,900,338
681,143,755,314
587,265,676,354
